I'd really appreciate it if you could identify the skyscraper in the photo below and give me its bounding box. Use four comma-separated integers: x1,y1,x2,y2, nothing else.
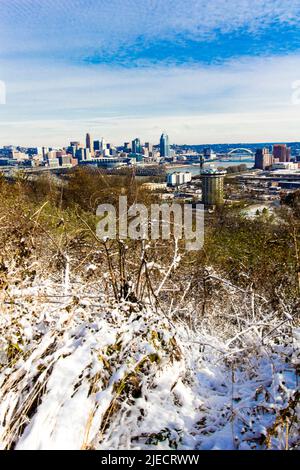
101,138,106,152
93,140,101,151
132,138,141,154
160,133,170,158
255,148,273,170
86,133,94,155
84,148,91,160
273,144,291,163
145,142,153,153
67,145,77,157
76,148,85,162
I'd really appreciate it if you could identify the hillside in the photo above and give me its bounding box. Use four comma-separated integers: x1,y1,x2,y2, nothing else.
0,174,299,450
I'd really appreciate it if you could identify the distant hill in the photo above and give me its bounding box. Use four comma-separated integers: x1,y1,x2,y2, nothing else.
171,142,300,155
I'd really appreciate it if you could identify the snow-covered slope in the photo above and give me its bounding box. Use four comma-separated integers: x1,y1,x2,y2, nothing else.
0,277,299,450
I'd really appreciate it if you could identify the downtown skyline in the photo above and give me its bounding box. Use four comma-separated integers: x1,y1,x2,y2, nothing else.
1,1,300,146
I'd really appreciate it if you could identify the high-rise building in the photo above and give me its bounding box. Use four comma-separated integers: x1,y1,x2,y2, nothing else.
142,147,149,157
160,133,170,158
46,150,57,159
67,145,77,157
86,133,94,155
123,142,131,153
201,169,226,207
273,144,291,162
132,138,141,154
255,148,273,170
203,148,217,160
101,138,106,152
27,147,43,156
70,141,81,148
145,142,153,153
84,148,91,160
76,148,85,162
42,147,49,160
94,140,101,151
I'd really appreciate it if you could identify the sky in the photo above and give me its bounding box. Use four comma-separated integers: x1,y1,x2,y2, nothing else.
0,0,300,147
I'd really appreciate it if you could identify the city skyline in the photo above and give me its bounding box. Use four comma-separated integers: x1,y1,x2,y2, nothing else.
4,133,300,150
1,1,300,146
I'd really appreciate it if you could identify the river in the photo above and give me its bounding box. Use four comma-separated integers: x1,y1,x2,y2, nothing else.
166,158,254,175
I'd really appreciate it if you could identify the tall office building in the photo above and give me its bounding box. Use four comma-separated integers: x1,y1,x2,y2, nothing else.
86,133,94,155
160,133,170,158
84,148,91,160
76,148,85,162
201,169,226,207
255,148,273,170
123,142,131,153
273,144,291,162
42,147,49,160
145,142,153,152
101,138,106,152
132,138,142,154
70,141,81,148
94,140,101,151
67,145,77,157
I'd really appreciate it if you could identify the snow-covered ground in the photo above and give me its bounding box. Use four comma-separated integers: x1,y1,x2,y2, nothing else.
0,278,299,450
241,201,280,219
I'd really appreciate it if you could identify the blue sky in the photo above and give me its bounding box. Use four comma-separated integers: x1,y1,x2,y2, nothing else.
1,0,300,146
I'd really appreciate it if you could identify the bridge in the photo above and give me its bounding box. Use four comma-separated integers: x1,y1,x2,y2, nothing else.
227,148,254,156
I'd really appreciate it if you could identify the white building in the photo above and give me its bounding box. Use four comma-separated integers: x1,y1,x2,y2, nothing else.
11,151,28,161
271,161,298,170
47,158,60,167
167,171,192,187
103,148,111,157
141,182,167,191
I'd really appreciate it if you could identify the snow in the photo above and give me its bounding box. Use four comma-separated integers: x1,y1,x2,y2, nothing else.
0,276,299,450
241,201,280,220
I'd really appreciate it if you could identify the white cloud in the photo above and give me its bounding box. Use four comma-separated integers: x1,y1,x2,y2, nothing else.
1,0,300,56
1,110,300,147
0,54,300,146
